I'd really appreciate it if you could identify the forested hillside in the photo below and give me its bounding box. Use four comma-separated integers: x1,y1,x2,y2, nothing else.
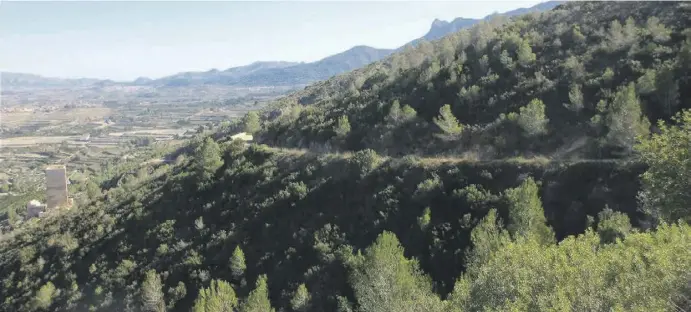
2,120,689,311
260,1,691,158
1,1,691,312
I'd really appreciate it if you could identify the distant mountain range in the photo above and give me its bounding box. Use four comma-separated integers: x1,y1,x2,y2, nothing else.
148,46,395,87
1,1,561,91
0,72,104,90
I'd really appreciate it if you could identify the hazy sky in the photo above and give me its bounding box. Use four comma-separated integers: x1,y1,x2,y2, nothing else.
0,1,542,81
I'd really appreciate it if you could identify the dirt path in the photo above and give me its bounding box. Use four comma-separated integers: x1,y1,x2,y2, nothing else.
260,145,623,166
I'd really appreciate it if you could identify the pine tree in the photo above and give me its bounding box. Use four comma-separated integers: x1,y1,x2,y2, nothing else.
499,49,515,70
645,16,671,43
141,270,166,312
334,115,351,139
606,83,650,152
417,207,431,231
516,99,548,136
244,111,261,134
504,177,554,245
433,104,463,139
517,41,536,66
571,25,586,45
566,83,584,113
387,100,402,123
464,209,510,274
349,231,443,312
240,275,275,312
290,283,311,312
194,137,224,181
230,246,246,281
193,279,237,312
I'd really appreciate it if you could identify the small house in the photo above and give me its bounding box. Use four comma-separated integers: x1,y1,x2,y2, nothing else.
230,132,253,142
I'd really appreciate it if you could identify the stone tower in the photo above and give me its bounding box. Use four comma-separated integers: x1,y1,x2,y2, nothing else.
46,165,69,209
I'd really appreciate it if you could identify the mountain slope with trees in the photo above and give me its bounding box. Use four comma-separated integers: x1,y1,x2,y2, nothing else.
1,1,691,312
1,117,689,311
259,1,691,159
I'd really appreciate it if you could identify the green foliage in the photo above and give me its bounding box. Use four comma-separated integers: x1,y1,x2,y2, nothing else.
417,207,431,231
334,115,352,138
0,138,672,311
387,100,417,124
194,137,224,181
141,270,166,312
515,99,548,137
636,68,657,95
193,279,237,312
349,149,382,177
84,180,101,199
505,177,554,245
571,25,586,44
450,223,691,311
433,104,463,138
606,83,650,152
499,49,515,70
348,231,443,312
387,100,403,123
290,283,310,312
400,105,417,121
32,282,56,310
244,111,261,134
566,83,583,113
415,174,442,195
644,16,671,43
516,40,536,66
636,110,691,223
596,208,632,244
168,282,187,309
464,209,510,274
605,17,638,52
240,275,274,312
230,246,247,280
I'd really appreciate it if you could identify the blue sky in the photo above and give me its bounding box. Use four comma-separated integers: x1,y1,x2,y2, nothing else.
0,1,542,81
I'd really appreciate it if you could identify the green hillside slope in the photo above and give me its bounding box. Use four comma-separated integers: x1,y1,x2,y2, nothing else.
2,126,690,311
1,2,691,312
0,142,653,311
259,1,691,159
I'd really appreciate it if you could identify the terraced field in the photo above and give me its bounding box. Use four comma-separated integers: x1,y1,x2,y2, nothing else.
0,136,76,148
1,107,112,128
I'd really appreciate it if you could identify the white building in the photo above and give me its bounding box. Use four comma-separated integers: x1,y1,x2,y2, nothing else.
230,132,253,142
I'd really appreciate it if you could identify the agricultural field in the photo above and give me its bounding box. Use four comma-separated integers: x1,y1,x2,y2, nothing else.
1,135,77,147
